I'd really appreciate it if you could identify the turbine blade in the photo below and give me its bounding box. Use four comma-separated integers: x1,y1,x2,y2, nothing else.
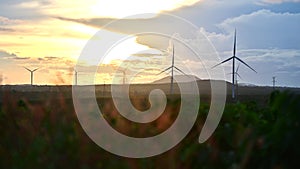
236,73,242,80
211,56,234,69
23,67,31,72
233,29,237,56
32,68,39,72
157,66,172,75
174,66,187,75
235,57,257,73
236,63,240,72
228,72,242,80
172,44,175,66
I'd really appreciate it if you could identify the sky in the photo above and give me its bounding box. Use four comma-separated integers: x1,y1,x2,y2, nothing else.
0,0,299,86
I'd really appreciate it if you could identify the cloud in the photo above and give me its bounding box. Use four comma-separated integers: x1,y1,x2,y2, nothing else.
12,56,30,60
55,14,214,61
131,53,164,58
0,16,23,34
56,7,300,51
16,0,52,9
55,15,193,38
261,0,300,4
0,16,23,25
0,50,17,58
216,9,300,49
44,56,59,60
0,50,30,60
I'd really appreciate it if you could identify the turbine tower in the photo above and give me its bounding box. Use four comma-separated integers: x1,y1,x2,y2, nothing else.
74,70,78,85
272,76,276,90
212,29,256,99
158,44,186,94
234,64,242,100
120,69,126,85
24,67,39,86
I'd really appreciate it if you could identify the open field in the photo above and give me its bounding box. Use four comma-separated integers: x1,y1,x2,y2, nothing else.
0,82,300,169
1,80,300,105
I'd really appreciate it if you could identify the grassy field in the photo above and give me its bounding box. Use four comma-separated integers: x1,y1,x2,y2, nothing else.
0,84,300,169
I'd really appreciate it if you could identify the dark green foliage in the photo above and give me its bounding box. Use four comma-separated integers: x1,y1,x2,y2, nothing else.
178,90,300,169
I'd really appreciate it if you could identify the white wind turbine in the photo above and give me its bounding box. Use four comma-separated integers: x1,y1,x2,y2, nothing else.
158,44,187,94
212,29,256,99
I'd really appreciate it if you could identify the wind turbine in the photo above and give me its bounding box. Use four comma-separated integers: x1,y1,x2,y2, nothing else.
228,63,242,83
158,44,186,94
24,67,39,86
212,29,256,99
114,67,127,84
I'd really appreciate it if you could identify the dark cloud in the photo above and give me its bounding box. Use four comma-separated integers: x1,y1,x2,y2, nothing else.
131,53,164,58
0,27,15,32
55,14,198,50
12,56,30,60
55,15,195,37
44,56,59,60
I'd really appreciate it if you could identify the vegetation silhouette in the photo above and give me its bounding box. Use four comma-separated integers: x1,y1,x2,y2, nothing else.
0,90,299,168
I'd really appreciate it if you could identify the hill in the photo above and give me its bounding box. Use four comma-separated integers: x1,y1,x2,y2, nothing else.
153,75,201,84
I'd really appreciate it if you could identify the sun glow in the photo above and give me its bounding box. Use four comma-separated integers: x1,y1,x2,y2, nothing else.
91,0,200,18
23,0,201,18
103,37,150,64
1,0,202,85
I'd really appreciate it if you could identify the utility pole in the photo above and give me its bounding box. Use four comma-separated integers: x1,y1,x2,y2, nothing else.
103,80,105,97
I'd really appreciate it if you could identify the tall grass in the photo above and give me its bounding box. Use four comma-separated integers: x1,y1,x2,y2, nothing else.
0,90,299,169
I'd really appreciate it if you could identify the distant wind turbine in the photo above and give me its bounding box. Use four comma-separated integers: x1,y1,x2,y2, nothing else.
272,76,276,90
234,64,242,100
158,44,187,94
212,29,257,99
114,67,127,84
24,67,39,86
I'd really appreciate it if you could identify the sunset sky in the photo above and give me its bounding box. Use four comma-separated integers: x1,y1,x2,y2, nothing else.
0,0,299,86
